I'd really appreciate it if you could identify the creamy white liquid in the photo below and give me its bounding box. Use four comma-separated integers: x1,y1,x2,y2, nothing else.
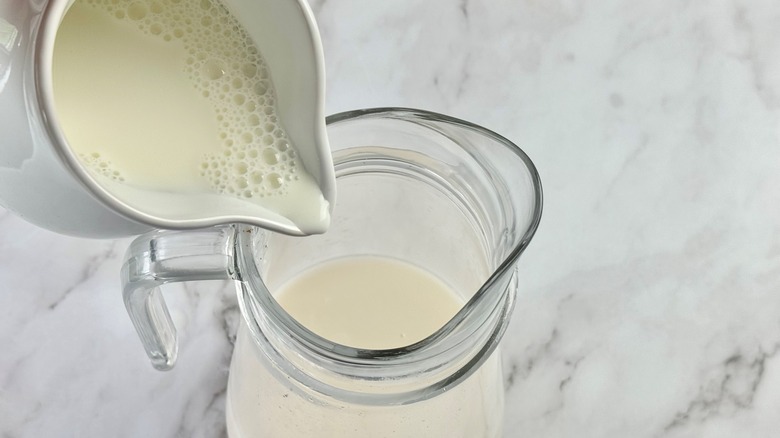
52,0,328,232
227,257,504,437
276,256,462,349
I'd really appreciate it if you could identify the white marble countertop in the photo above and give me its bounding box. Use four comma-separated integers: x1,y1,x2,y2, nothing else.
3,0,780,436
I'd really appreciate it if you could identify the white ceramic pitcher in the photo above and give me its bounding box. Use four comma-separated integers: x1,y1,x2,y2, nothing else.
0,0,335,238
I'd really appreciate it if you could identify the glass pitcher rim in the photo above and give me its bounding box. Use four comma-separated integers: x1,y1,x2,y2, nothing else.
237,107,543,362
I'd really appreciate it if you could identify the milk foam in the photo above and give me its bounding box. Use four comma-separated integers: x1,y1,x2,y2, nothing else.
79,152,125,182
54,0,328,231
81,0,298,197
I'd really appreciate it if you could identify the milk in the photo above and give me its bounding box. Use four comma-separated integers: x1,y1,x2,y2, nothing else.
226,256,504,437
52,0,328,232
276,256,463,349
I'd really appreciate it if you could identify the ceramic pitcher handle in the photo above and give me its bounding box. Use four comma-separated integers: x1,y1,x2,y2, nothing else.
121,225,237,370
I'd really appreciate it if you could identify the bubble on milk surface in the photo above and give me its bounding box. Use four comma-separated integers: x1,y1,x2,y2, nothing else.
80,153,125,182
81,0,302,198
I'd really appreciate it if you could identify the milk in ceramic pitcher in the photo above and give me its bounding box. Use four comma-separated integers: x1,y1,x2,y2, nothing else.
52,0,328,232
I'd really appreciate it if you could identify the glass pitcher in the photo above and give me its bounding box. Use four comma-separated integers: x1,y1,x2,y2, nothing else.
121,108,542,437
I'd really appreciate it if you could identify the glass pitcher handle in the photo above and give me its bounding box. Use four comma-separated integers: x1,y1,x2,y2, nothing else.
121,225,237,370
